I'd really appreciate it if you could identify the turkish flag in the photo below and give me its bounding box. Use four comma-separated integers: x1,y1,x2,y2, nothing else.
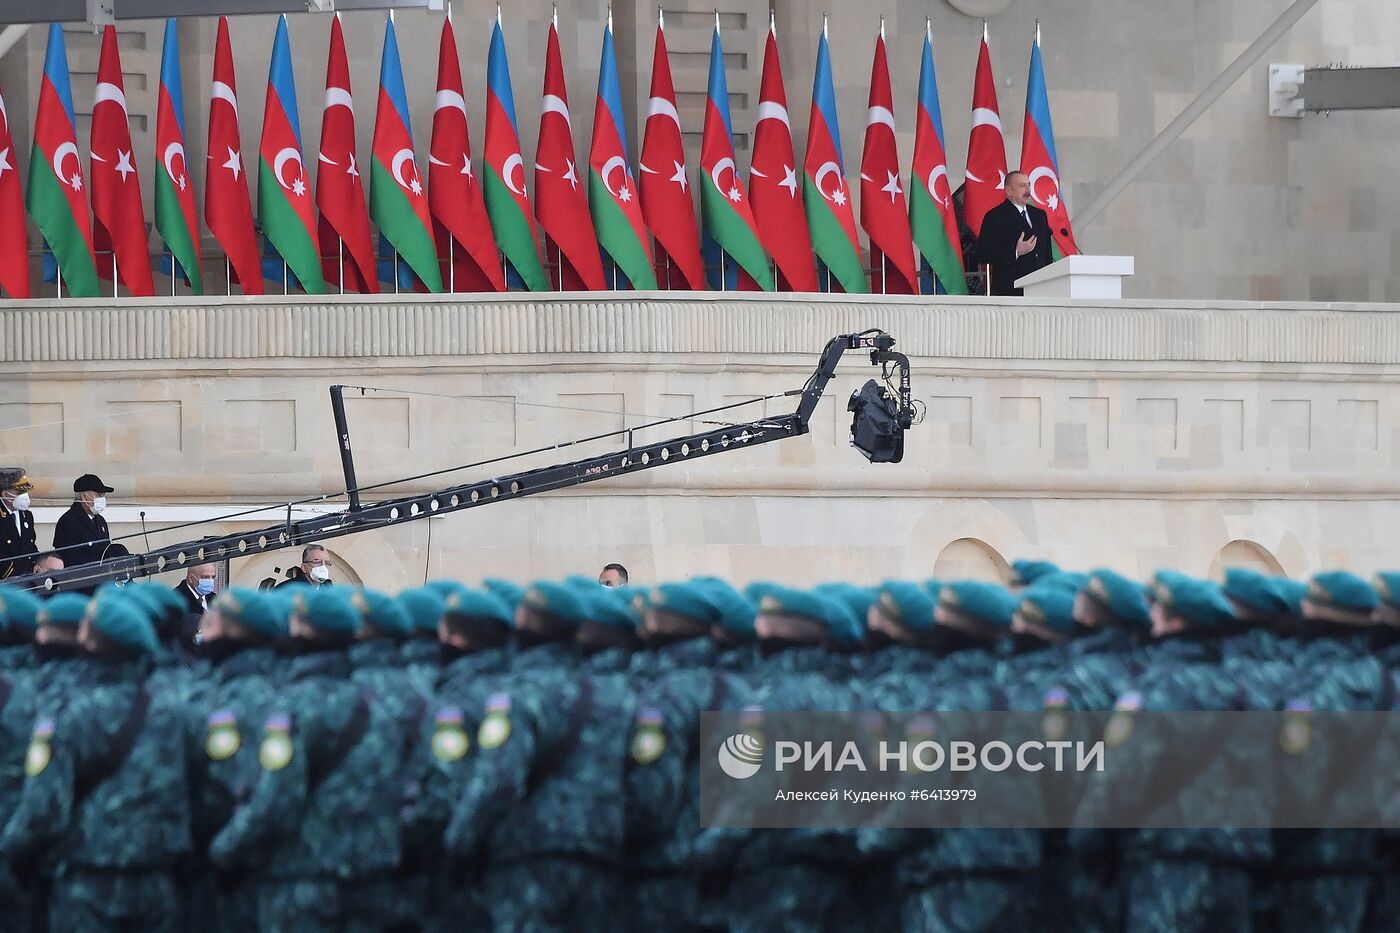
535,21,604,290
316,16,377,293
0,83,29,298
428,16,503,292
749,21,815,292
205,17,262,294
859,30,917,294
962,30,1007,238
90,25,153,296
638,20,704,290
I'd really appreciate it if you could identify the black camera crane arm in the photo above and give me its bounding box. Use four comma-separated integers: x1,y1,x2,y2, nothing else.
10,330,909,594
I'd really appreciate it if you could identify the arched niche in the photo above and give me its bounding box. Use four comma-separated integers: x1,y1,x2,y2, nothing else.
1207,539,1284,582
933,537,1010,583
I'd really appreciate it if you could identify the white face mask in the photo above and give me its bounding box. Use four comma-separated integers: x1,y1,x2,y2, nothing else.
92,496,107,514
309,564,331,583
11,493,29,511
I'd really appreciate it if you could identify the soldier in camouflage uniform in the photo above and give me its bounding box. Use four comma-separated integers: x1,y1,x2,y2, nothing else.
444,580,626,931
209,586,403,932
416,586,516,932
183,587,289,932
0,588,39,929
625,580,753,932
1093,572,1266,933
396,586,446,695
2,596,189,932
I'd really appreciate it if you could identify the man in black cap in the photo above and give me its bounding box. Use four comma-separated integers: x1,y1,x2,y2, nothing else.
52,473,113,568
0,467,37,580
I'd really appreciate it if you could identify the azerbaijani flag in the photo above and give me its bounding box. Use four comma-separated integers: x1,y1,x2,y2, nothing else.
483,12,547,291
909,21,967,294
154,19,202,293
803,20,865,293
29,24,98,297
699,17,771,291
589,14,656,289
258,15,324,294
1022,25,1078,257
370,13,442,292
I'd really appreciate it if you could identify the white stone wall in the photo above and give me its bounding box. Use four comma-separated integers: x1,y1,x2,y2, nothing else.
1,293,1398,589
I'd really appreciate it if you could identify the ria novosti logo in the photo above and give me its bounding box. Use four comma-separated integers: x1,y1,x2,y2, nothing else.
718,732,764,779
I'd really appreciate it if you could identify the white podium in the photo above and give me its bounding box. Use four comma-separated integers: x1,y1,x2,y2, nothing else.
1015,254,1134,299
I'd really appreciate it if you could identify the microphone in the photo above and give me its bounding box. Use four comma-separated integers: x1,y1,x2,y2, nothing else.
140,510,151,552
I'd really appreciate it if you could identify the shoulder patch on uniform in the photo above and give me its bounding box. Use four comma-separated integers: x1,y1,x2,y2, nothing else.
1104,690,1141,747
477,693,512,750
1280,698,1312,755
259,712,294,771
630,707,666,765
431,705,469,762
205,708,241,761
25,716,54,776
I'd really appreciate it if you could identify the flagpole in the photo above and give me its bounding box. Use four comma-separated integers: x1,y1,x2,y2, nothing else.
448,237,455,292
56,261,62,299
283,259,289,295
112,251,118,298
169,248,176,296
338,237,345,294
663,253,670,290
394,250,401,294
880,252,887,295
225,257,231,296
720,251,726,292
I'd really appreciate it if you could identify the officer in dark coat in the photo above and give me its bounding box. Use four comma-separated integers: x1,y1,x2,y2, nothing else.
52,474,113,568
0,468,38,581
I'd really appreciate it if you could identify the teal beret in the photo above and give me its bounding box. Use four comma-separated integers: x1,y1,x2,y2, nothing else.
939,581,1017,630
824,597,864,649
1272,579,1307,617
351,589,412,640
424,579,462,598
920,578,944,601
1375,572,1400,610
814,583,878,627
0,585,43,636
397,587,446,634
1223,568,1296,618
296,587,360,636
875,580,936,632
481,578,526,612
1084,569,1152,632
1152,571,1237,629
756,585,859,647
1018,579,1078,636
39,593,89,629
581,585,640,631
1308,571,1379,612
214,587,288,640
755,584,829,626
691,577,756,639
650,581,720,625
743,581,781,605
1010,559,1061,588
522,581,587,628
91,600,158,655
443,588,513,628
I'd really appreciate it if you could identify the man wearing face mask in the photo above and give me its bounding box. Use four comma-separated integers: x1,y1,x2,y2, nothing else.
52,474,113,569
0,468,38,581
274,544,335,589
175,563,218,616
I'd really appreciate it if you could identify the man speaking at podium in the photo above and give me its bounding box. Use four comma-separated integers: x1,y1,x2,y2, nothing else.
976,170,1054,296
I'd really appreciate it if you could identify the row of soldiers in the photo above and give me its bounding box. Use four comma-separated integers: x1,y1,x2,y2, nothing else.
0,561,1398,931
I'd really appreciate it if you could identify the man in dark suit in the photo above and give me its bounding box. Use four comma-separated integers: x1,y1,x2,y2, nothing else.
174,562,218,616
0,467,37,580
975,170,1054,296
52,473,113,567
